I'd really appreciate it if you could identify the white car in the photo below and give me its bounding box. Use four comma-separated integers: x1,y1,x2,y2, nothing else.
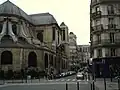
69,71,76,75
61,72,66,77
76,72,84,80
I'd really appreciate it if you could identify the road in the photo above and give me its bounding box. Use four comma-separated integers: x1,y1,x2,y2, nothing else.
0,75,91,90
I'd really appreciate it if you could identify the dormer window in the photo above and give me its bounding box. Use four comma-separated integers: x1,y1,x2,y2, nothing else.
12,24,17,35
0,23,3,33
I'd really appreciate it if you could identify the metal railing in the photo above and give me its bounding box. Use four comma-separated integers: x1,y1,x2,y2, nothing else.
92,39,120,45
92,24,103,31
91,11,101,19
107,24,117,29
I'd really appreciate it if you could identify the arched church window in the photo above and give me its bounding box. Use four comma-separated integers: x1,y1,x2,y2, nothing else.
0,23,3,33
12,24,17,35
1,51,13,65
37,32,43,42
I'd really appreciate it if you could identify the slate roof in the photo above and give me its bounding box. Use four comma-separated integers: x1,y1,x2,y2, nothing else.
30,13,57,25
0,37,36,48
0,0,32,23
0,1,58,48
0,1,58,25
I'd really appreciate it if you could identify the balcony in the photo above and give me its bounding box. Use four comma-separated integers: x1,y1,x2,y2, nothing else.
107,24,117,29
91,11,101,19
92,39,120,46
91,0,119,6
92,24,103,32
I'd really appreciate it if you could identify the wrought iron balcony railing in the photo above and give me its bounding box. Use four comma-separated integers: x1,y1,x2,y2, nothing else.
91,11,101,19
91,0,118,6
92,39,120,46
107,24,117,29
92,24,103,31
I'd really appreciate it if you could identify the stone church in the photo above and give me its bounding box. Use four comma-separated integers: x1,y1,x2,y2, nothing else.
0,0,69,73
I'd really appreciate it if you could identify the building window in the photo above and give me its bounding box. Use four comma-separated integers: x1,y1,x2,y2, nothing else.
97,34,101,44
1,51,13,65
111,48,116,56
79,48,82,52
28,52,37,67
37,32,43,42
44,53,48,68
12,24,17,35
108,18,114,25
107,5,114,14
110,33,114,43
96,6,100,12
63,30,65,40
0,23,3,33
95,19,101,26
52,27,56,40
58,31,59,44
108,18,116,29
97,49,102,57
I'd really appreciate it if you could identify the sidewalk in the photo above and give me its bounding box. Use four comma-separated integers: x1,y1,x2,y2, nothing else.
0,78,47,84
95,79,118,90
89,76,118,90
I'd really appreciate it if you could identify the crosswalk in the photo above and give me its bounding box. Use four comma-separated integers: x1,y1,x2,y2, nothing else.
47,79,87,82
0,78,89,84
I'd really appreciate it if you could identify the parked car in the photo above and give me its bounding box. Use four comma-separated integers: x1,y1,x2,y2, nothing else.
76,72,84,80
69,71,76,75
55,74,62,79
61,72,66,77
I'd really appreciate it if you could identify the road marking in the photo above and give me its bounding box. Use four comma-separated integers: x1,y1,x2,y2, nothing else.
0,82,77,87
66,79,70,81
72,79,76,81
48,80,54,81
61,79,65,81
77,80,81,82
56,79,60,81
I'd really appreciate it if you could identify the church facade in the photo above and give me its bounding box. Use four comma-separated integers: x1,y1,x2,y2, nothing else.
0,1,69,74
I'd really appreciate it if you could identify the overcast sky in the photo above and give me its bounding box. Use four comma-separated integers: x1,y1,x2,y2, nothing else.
0,0,90,45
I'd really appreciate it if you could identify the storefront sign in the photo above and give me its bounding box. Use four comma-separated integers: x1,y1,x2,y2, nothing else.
95,59,105,64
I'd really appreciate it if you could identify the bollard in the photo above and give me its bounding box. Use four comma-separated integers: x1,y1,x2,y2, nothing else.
91,83,93,90
118,78,120,90
104,78,106,90
66,83,68,90
25,76,27,83
3,78,5,84
93,80,95,90
21,77,23,83
77,82,79,90
39,76,40,82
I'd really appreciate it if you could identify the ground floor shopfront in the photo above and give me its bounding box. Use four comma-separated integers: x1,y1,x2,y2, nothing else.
92,57,120,78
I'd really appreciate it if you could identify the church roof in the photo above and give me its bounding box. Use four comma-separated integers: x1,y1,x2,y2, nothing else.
30,13,57,25
0,1,58,25
0,0,32,23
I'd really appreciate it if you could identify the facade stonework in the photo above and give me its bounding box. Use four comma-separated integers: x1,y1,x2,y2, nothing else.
0,1,69,74
77,45,90,67
90,0,120,77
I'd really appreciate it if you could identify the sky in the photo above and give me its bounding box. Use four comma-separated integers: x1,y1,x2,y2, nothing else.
0,0,90,45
